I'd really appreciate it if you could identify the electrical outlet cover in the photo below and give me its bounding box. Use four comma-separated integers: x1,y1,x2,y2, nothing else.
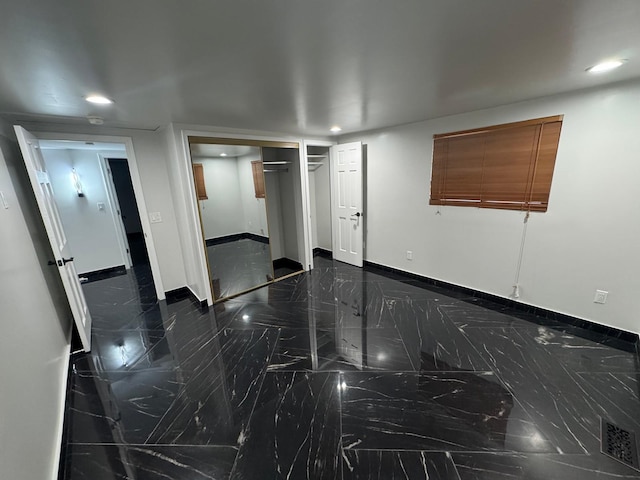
594,290,608,304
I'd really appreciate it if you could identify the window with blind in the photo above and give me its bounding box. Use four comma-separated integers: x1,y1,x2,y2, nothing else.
430,115,563,212
251,161,265,198
192,163,208,200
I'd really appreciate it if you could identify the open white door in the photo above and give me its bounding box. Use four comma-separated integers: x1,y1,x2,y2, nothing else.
15,126,93,351
330,141,363,267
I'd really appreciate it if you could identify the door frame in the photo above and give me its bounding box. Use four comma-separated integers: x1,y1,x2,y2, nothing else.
176,128,313,305
98,155,133,269
301,139,336,270
33,131,166,300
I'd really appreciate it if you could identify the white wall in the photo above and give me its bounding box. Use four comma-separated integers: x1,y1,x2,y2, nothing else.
342,80,640,335
41,148,126,274
197,157,244,239
196,154,270,240
0,123,72,480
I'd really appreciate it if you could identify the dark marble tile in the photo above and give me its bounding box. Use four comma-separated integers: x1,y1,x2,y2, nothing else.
208,238,274,300
268,327,415,372
342,451,459,480
514,325,640,373
63,444,236,480
76,301,232,376
214,287,393,331
83,265,159,331
340,371,556,453
232,372,341,480
439,300,560,329
68,328,278,445
452,453,640,479
385,298,491,372
458,327,640,454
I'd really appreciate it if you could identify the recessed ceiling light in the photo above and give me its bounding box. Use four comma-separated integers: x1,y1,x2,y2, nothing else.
220,152,227,157
85,94,113,105
586,60,625,74
330,126,342,133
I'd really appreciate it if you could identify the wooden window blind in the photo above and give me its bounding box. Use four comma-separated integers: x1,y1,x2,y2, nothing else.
192,163,208,200
430,115,563,212
251,161,265,198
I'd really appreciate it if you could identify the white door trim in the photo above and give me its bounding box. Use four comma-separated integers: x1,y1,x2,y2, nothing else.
33,131,166,300
177,128,314,305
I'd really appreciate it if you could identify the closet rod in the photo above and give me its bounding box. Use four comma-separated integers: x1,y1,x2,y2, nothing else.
263,161,291,165
264,169,288,173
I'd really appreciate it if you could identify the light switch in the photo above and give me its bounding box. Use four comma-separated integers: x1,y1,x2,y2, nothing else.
149,212,162,223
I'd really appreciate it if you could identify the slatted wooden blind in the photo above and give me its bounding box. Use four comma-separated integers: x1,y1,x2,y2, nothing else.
430,115,563,212
251,161,265,198
192,163,208,200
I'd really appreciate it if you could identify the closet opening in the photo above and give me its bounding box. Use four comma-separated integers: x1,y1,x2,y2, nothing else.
306,144,332,264
187,137,306,303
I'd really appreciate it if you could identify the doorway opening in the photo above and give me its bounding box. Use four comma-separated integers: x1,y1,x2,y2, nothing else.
105,158,150,268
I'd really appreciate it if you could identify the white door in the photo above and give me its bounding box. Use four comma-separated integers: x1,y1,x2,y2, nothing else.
15,126,93,352
330,141,363,267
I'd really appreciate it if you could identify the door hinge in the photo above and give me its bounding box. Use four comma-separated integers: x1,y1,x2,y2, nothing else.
117,209,121,215
126,249,130,253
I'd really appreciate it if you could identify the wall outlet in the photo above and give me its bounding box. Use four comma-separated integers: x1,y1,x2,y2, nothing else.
149,212,162,224
406,250,413,260
97,202,105,211
594,290,608,304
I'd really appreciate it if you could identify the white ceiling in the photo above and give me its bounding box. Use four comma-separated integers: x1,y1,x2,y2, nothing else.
1,0,639,136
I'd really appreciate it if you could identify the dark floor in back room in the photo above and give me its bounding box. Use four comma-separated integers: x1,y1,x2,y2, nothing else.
60,257,640,479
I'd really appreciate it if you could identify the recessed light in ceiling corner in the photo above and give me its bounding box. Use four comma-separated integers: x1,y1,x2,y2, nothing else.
330,125,342,133
586,59,626,74
85,94,114,105
220,152,227,157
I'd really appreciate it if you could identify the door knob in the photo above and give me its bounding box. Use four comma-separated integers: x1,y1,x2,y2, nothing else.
351,212,361,217
62,257,74,264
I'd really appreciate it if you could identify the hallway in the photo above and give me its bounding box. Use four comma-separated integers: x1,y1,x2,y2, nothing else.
61,259,640,479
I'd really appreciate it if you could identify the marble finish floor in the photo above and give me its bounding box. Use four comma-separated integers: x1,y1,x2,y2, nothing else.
61,259,640,479
207,238,274,300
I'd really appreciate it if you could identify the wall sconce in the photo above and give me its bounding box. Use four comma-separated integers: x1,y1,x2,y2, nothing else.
71,168,84,197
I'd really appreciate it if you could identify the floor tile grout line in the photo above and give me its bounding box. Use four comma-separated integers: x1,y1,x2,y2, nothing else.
68,442,240,448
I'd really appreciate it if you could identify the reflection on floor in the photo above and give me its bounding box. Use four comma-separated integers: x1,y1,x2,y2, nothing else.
207,238,273,299
62,259,640,479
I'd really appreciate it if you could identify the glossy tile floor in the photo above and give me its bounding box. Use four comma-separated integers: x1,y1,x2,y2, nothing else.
61,258,640,479
207,238,274,299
